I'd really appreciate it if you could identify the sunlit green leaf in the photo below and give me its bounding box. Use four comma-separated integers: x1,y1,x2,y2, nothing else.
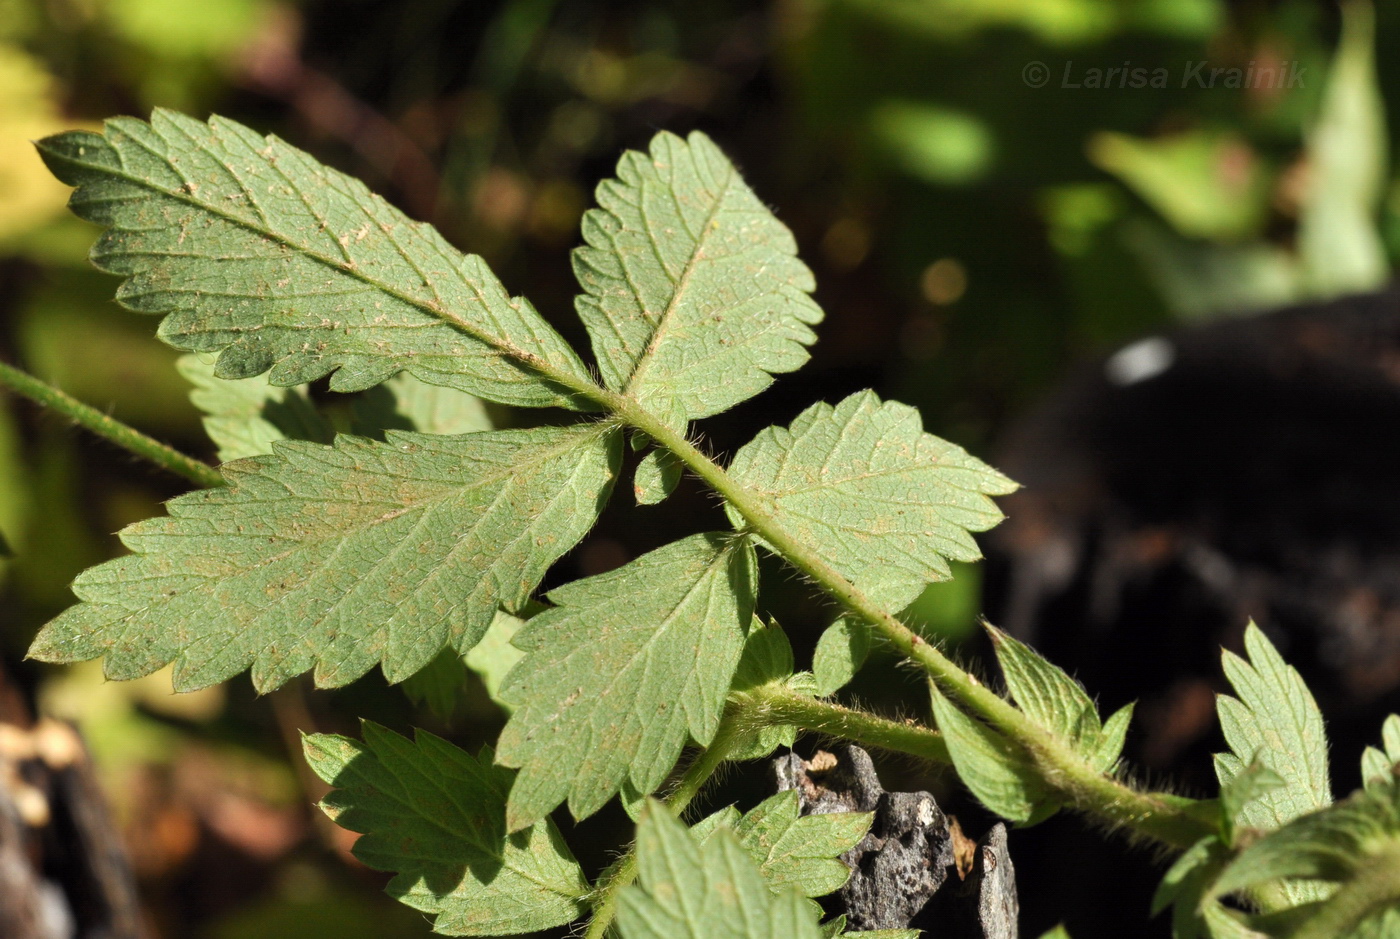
694,790,870,899
871,101,993,186
1219,760,1286,846
1298,0,1389,298
574,130,822,422
497,533,757,829
1089,130,1270,240
352,372,493,438
462,610,527,711
30,424,620,690
1212,781,1400,937
1213,622,1332,908
38,110,595,408
726,390,1015,599
1091,702,1134,773
1362,715,1400,792
988,624,1100,752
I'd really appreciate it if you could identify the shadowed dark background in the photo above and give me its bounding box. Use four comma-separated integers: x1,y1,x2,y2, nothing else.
2,1,1400,936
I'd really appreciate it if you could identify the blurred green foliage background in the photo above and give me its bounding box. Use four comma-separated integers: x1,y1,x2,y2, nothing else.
1,0,1397,935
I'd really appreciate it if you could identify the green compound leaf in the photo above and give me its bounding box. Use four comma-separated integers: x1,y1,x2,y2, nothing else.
726,390,1016,598
574,130,822,423
1362,715,1400,792
693,790,870,899
988,624,1101,754
617,800,824,939
929,681,1056,824
178,352,333,462
29,424,620,691
38,110,594,408
497,533,757,830
305,723,587,937
1214,780,1400,938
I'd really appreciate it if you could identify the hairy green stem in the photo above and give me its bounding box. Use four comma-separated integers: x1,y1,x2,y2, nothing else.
0,360,223,489
517,360,1216,850
583,714,747,939
601,393,1215,850
737,680,952,765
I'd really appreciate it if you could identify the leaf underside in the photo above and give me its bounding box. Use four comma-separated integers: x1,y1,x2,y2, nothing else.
30,424,620,691
361,372,495,437
988,625,1117,768
574,130,822,424
32,111,1048,932
727,390,1016,598
693,789,871,898
929,681,1054,823
1214,622,1333,907
305,723,587,937
1215,623,1332,826
497,532,757,830
38,110,594,408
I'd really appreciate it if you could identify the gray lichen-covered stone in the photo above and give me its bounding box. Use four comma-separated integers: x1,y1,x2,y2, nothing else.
773,744,1019,937
941,822,1018,939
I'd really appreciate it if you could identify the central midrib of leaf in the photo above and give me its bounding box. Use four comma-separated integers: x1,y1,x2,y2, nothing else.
620,161,737,400
111,425,610,633
84,154,591,394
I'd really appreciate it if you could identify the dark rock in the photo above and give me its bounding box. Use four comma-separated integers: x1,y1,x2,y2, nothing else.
774,745,1018,936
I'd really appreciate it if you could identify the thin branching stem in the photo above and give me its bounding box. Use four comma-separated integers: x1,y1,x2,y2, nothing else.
583,713,748,939
0,359,223,489
736,680,952,765
517,361,1217,853
610,390,1214,850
